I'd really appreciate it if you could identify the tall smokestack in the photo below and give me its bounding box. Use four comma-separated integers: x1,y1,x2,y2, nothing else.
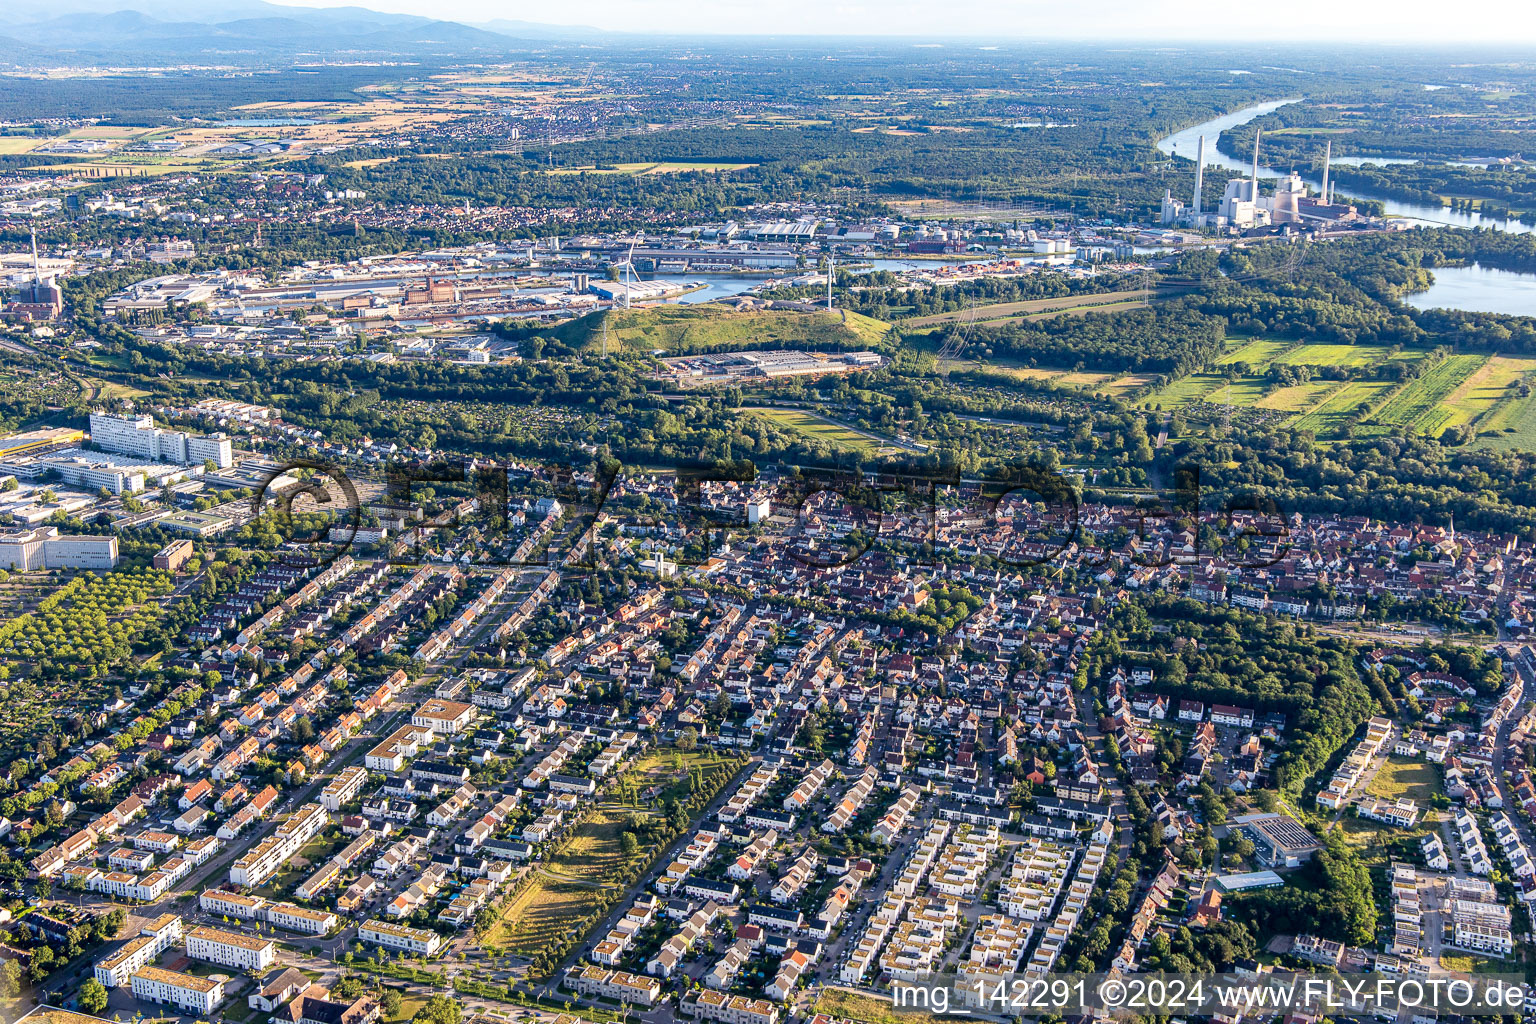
29,223,39,283
1321,140,1331,204
1251,128,1261,201
1193,135,1205,214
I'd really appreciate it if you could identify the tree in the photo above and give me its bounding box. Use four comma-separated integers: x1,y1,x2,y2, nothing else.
620,831,640,859
0,957,21,999
413,994,462,1024
79,979,109,1014
677,727,698,752
382,990,403,1017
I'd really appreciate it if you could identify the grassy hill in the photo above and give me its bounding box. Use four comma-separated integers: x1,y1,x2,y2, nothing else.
551,303,892,354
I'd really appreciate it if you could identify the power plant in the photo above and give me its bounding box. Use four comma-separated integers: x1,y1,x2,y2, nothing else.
1162,132,1359,231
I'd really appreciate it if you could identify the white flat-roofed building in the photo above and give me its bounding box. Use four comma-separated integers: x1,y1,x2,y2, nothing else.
322,766,368,811
89,411,233,469
264,901,338,935
0,527,118,570
131,965,223,1015
199,888,266,919
359,919,442,955
186,925,276,971
412,698,476,734
228,802,327,887
93,914,183,988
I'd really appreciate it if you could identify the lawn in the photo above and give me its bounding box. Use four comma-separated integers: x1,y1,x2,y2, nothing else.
487,868,613,956
1365,756,1441,804
385,991,426,1024
616,749,740,808
488,753,742,961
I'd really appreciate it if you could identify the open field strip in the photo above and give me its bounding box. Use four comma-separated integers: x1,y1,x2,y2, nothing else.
1439,355,1536,432
1370,354,1486,436
976,298,1150,327
903,289,1150,327
1252,381,1339,412
1292,380,1400,436
1102,374,1159,395
1139,372,1228,409
1199,377,1271,407
1273,342,1425,367
1217,338,1293,366
744,407,884,453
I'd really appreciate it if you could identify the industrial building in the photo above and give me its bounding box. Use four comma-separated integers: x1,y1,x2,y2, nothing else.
0,447,190,494
654,349,884,388
1162,134,1360,231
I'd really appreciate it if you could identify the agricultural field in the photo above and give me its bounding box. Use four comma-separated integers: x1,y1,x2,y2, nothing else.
1217,338,1294,367
1478,381,1536,450
1368,354,1486,437
1253,381,1337,412
1273,343,1422,368
1439,356,1536,433
1292,380,1400,436
1140,371,1229,410
1142,341,1536,441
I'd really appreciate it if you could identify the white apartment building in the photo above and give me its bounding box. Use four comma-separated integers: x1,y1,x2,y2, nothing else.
93,914,182,988
90,411,233,469
322,765,368,811
186,926,276,971
359,919,443,955
131,966,224,1015
228,802,327,887
199,888,266,919
265,902,338,935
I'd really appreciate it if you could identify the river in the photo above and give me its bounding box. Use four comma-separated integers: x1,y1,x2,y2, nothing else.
1156,100,1533,234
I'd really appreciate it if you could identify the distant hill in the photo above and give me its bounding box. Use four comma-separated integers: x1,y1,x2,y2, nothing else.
0,0,544,65
551,304,892,355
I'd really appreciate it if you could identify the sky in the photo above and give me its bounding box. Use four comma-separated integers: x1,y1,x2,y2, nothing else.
267,0,1536,43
